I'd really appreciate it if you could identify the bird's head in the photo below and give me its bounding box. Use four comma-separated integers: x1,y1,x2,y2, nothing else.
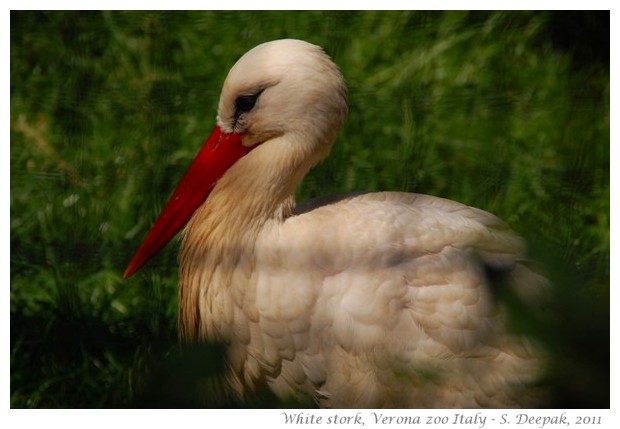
124,39,347,278
218,39,347,156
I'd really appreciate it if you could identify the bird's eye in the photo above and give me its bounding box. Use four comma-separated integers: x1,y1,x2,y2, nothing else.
234,90,263,117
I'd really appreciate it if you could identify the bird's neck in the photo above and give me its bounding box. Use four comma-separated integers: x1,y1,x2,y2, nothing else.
177,137,313,342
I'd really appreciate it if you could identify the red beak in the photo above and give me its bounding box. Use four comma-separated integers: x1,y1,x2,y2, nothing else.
123,126,251,279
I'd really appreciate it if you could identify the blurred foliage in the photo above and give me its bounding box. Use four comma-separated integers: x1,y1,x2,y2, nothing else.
10,11,609,408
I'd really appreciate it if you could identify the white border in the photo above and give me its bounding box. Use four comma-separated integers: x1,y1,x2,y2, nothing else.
4,4,615,427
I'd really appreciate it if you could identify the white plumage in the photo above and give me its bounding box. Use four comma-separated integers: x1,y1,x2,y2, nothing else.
126,39,547,408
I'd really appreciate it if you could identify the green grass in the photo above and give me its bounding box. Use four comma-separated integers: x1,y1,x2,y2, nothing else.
10,11,609,408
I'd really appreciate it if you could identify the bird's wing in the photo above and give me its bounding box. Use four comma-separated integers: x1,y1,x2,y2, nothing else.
233,192,545,407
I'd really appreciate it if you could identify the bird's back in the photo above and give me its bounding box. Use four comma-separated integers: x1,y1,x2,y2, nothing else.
223,192,549,408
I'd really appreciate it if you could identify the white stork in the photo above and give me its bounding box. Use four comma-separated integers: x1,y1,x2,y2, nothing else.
124,39,548,408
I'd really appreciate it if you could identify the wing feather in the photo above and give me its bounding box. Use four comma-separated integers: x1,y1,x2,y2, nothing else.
233,192,547,407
